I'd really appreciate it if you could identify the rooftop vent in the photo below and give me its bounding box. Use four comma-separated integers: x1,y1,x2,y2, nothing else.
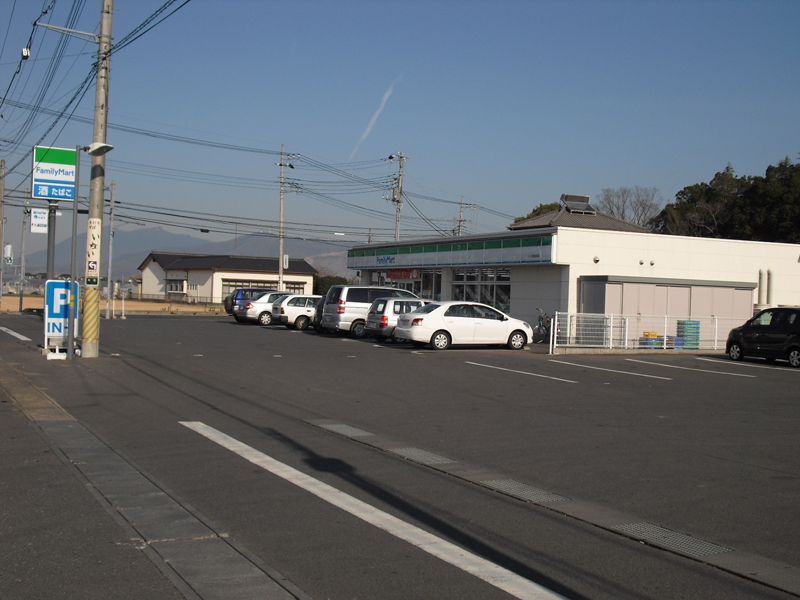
560,194,596,215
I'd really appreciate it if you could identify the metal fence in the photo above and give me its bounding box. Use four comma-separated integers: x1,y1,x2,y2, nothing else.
550,312,746,352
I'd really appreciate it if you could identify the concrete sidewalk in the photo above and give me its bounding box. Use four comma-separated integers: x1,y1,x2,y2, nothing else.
0,355,310,600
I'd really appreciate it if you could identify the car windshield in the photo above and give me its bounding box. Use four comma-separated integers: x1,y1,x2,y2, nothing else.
250,292,268,301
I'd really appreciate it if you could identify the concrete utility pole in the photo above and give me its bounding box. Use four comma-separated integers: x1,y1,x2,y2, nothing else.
105,180,115,319
388,152,407,241
46,199,57,279
81,0,113,358
276,147,298,291
0,160,4,302
19,192,28,312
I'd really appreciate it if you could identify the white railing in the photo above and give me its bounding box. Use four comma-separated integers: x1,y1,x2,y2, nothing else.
550,312,746,352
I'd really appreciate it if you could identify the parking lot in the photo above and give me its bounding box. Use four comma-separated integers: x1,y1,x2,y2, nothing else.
1,313,798,599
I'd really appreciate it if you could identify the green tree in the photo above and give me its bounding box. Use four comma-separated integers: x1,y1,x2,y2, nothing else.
513,202,561,223
733,157,800,243
313,272,348,296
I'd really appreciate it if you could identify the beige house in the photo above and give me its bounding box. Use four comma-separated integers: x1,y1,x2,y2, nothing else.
138,252,317,303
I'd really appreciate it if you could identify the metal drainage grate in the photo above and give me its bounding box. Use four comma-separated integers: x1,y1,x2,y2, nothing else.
389,447,456,465
482,479,568,504
612,523,732,557
319,423,374,438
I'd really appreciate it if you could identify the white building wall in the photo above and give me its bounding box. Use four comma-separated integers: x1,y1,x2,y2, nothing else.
210,271,314,302
141,262,165,295
509,264,569,324
555,228,799,313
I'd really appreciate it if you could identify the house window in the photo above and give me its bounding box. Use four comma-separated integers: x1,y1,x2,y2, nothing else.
166,279,186,293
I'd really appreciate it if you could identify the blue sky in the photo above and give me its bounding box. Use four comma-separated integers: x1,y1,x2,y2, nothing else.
1,0,798,258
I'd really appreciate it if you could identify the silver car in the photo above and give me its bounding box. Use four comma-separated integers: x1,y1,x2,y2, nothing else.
365,297,428,342
235,291,289,325
271,294,322,330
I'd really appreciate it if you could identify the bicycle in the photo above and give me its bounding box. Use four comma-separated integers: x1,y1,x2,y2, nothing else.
532,308,551,344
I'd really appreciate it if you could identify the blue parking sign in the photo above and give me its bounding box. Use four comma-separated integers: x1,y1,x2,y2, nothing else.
45,280,79,348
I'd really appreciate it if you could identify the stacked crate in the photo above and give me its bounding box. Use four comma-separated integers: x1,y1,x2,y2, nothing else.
676,320,700,349
639,331,658,348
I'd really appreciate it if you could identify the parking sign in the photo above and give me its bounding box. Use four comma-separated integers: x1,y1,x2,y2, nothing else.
45,280,79,350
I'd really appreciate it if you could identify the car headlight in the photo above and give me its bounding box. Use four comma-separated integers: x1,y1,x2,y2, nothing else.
522,322,531,329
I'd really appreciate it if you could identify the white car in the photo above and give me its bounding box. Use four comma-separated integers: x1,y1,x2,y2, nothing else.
394,301,532,350
271,294,322,330
235,291,289,325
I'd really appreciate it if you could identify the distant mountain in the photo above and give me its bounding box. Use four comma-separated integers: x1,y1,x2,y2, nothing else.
22,227,356,280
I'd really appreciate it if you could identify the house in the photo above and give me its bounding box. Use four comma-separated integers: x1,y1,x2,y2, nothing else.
137,252,317,303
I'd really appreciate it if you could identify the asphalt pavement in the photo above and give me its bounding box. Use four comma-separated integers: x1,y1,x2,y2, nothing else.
1,311,798,600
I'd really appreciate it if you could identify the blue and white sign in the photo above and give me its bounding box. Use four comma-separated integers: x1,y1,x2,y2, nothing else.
44,280,79,350
31,208,48,233
32,147,77,201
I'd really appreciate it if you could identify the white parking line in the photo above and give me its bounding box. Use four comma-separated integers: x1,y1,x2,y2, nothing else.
548,360,672,380
696,357,799,372
181,421,568,600
625,359,756,377
466,361,577,384
0,327,32,341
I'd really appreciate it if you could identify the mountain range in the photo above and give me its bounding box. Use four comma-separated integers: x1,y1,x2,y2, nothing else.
20,228,356,281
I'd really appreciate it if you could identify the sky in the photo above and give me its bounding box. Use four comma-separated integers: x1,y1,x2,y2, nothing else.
1,0,798,261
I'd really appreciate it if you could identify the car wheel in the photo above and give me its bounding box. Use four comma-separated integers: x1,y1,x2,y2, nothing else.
507,330,526,350
789,348,800,368
728,342,744,361
258,312,272,326
233,315,242,323
295,316,309,330
351,321,367,338
431,330,450,350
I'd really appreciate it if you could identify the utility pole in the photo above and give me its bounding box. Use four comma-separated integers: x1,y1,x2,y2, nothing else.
81,0,113,358
19,192,28,312
456,197,477,236
276,147,298,291
0,160,4,303
387,152,407,242
105,180,115,319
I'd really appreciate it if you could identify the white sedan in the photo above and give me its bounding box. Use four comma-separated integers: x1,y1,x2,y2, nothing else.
395,301,532,350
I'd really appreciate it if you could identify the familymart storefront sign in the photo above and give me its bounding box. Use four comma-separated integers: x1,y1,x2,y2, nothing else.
32,146,77,200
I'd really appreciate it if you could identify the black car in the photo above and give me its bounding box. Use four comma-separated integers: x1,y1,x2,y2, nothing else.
224,288,276,320
726,307,800,368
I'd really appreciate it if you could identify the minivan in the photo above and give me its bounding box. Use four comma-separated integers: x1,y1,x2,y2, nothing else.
225,287,276,320
320,285,418,337
727,307,800,367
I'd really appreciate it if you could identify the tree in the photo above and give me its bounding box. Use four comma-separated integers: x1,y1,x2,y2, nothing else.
596,186,663,227
513,202,561,223
313,271,348,295
651,159,799,243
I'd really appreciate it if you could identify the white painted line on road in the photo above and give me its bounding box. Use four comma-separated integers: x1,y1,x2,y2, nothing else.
696,357,799,372
0,327,32,341
180,421,569,600
625,359,756,377
549,360,672,380
466,361,577,384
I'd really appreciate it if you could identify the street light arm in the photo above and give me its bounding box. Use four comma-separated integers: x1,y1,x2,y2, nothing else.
33,22,100,44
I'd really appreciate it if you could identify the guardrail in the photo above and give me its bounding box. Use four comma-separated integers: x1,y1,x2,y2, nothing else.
550,312,745,353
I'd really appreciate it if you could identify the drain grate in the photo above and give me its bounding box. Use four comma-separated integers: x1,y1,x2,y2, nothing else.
482,479,568,504
389,447,456,465
319,423,374,437
612,523,732,557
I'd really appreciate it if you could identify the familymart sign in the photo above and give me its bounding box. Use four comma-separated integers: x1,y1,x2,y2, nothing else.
32,146,77,200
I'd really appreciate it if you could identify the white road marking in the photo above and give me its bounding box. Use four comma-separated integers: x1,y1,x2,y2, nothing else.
696,357,798,372
466,361,577,384
549,360,672,380
180,421,568,600
0,327,32,341
626,359,756,377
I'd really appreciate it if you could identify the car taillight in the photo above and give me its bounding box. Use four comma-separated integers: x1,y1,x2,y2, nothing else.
281,307,286,314
411,318,424,326
337,299,345,314
380,316,388,327
245,303,254,309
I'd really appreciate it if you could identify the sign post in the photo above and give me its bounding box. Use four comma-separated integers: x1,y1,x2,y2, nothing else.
44,280,80,360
